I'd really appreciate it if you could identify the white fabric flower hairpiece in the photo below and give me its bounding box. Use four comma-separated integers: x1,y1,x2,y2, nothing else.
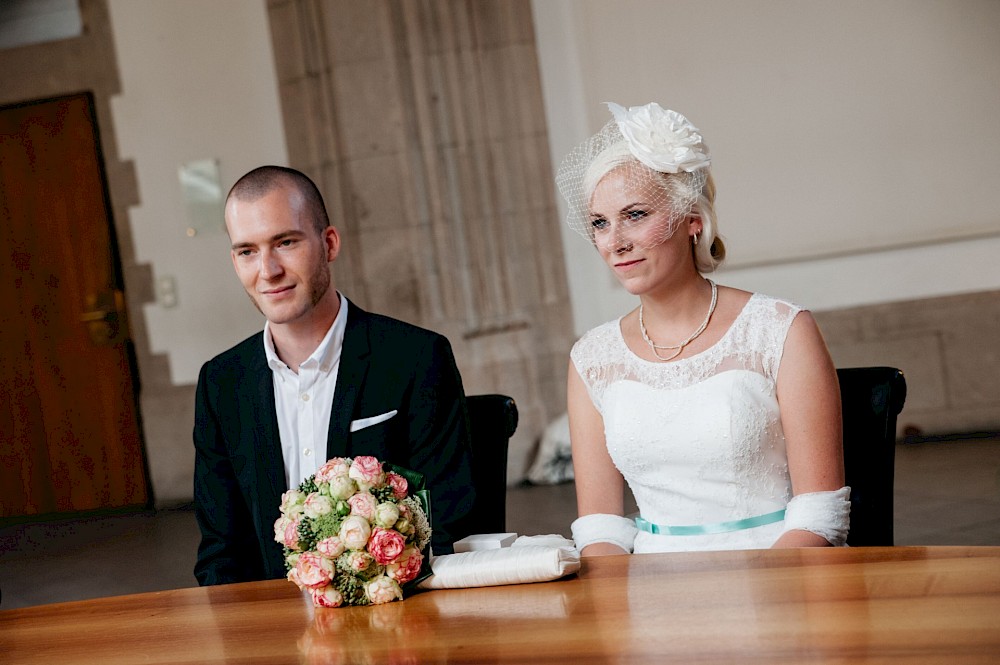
555,102,711,248
606,102,710,174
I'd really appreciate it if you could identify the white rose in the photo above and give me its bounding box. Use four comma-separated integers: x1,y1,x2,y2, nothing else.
607,102,710,174
280,490,307,517
373,502,400,529
327,475,357,501
339,515,372,550
365,575,403,605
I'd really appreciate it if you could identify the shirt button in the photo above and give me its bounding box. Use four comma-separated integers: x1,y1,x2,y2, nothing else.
304,448,313,457
301,393,310,402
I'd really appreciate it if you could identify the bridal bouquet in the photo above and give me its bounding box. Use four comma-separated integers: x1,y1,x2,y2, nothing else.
274,456,432,607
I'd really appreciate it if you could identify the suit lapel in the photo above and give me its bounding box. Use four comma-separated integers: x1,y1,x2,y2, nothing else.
328,300,371,459
243,339,286,506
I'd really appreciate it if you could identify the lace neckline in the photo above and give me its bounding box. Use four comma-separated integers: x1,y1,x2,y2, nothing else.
615,293,761,366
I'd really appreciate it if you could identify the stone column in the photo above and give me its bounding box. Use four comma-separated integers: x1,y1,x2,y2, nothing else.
266,0,575,480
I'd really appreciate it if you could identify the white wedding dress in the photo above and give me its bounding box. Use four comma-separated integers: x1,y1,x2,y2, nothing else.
571,293,802,553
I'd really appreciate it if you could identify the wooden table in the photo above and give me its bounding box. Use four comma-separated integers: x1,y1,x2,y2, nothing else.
2,547,998,663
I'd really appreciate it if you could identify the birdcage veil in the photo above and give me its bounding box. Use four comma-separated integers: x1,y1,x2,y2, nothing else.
555,102,711,251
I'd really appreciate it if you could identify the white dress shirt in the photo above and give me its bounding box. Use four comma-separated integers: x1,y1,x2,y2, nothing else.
263,293,348,490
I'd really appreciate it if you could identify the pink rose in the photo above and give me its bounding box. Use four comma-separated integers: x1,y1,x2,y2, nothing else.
347,492,377,521
303,492,334,519
286,565,302,587
349,456,385,490
385,472,408,500
386,546,424,584
367,527,406,565
365,575,403,605
311,585,344,608
273,516,291,544
339,515,372,550
293,552,335,590
316,536,345,558
315,457,352,483
280,517,301,549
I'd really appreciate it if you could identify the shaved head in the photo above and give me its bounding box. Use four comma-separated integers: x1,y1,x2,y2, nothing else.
227,165,329,234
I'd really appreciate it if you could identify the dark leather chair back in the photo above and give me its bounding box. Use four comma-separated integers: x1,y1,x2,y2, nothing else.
838,367,907,546
464,394,518,534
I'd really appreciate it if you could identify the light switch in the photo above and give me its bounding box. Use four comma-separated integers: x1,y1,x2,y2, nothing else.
157,275,178,308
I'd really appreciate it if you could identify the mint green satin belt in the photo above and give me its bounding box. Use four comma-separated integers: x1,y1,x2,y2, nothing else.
635,509,786,536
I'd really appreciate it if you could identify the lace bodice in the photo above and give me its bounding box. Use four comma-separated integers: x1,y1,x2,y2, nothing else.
570,293,803,552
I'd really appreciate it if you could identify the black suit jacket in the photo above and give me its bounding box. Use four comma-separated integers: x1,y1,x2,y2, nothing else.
193,300,475,585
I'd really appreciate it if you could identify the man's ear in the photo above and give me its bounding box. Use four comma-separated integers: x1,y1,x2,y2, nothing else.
324,225,341,262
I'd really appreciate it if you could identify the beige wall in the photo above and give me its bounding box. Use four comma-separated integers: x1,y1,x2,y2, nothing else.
102,0,290,503
108,0,289,384
533,0,1000,334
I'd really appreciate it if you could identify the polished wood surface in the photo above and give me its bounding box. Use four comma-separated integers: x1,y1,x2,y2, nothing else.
2,547,998,663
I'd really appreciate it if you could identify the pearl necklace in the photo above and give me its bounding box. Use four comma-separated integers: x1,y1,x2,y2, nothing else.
638,279,718,362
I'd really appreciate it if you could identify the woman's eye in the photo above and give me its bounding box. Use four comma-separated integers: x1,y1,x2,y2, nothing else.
625,209,648,221
590,217,609,230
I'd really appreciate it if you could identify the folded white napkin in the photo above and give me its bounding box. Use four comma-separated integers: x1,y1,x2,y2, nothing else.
511,534,575,550
416,544,580,590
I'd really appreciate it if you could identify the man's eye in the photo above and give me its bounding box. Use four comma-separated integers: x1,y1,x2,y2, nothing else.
279,239,295,247
237,249,254,257
590,217,609,230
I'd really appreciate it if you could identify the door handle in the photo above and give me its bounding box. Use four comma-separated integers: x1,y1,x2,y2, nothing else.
81,290,128,345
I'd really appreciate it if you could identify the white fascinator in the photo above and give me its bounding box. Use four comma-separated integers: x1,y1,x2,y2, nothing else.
555,102,711,249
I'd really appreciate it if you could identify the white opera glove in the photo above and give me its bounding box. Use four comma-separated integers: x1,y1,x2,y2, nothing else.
782,486,852,546
570,513,638,553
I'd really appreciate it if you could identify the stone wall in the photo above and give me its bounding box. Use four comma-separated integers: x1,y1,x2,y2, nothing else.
265,0,575,480
816,290,1000,438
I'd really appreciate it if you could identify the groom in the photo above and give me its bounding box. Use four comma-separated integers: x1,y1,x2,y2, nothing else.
193,165,475,586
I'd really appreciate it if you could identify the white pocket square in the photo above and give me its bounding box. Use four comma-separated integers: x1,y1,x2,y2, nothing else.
349,410,398,432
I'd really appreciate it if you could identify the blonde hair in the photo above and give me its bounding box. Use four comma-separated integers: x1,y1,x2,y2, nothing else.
691,172,726,273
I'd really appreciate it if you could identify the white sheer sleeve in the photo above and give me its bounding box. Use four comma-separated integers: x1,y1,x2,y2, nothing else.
782,486,852,546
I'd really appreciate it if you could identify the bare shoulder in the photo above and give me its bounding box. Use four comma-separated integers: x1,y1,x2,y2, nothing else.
710,283,753,328
786,309,828,347
780,309,836,380
715,283,752,310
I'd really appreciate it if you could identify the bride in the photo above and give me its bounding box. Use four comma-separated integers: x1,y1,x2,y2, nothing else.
558,102,849,555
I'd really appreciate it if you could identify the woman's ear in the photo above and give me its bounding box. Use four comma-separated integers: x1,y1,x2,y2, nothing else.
687,214,703,238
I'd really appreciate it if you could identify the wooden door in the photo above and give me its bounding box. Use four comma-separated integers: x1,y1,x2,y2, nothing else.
0,93,149,518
